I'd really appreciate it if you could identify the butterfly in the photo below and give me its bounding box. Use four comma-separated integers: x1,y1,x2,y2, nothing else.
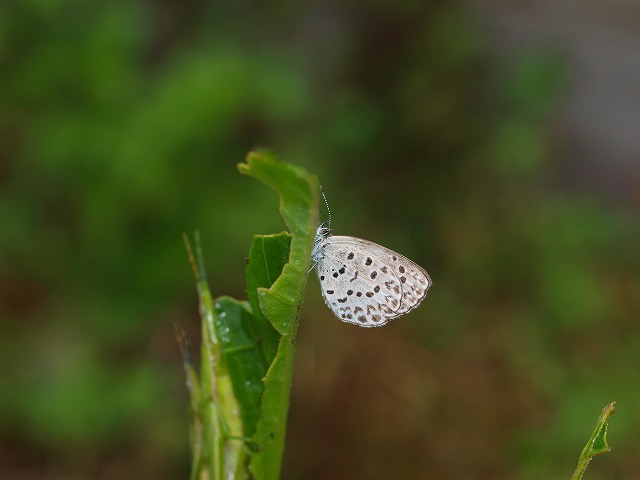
311,189,432,327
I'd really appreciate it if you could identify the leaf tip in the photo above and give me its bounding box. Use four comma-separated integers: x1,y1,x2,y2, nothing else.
600,402,616,421
238,149,280,176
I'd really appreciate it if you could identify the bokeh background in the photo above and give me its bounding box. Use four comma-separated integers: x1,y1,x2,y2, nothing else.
2,1,640,479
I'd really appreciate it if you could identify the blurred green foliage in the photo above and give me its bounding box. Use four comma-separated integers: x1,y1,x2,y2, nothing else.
1,1,639,479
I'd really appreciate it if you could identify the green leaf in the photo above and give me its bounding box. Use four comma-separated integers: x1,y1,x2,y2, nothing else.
238,150,319,480
247,234,292,318
571,402,616,480
211,232,290,439
212,296,270,439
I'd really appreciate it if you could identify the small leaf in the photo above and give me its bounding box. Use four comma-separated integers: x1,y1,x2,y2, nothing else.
246,233,290,362
571,402,616,480
212,297,268,439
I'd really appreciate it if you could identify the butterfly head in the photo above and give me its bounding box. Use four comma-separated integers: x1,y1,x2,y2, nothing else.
311,222,331,265
311,186,333,266
314,222,331,244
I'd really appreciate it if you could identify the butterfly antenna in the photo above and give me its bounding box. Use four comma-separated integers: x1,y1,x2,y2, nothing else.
320,185,331,228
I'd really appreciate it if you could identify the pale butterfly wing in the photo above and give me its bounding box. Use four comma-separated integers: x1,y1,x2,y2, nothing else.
316,235,432,327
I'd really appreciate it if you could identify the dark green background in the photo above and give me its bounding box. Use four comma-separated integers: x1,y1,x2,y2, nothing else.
2,1,639,479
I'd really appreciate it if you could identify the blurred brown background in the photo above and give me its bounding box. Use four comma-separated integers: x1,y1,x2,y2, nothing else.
1,1,640,479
